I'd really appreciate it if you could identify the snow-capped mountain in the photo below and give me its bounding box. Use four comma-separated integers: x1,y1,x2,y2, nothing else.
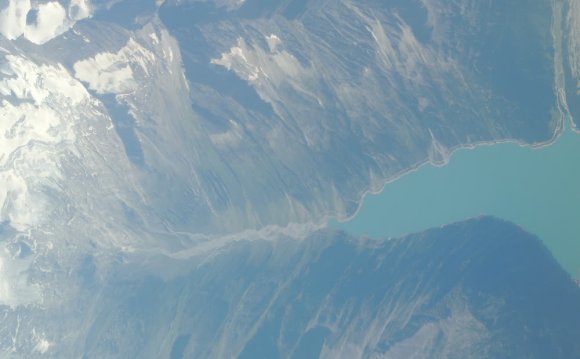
5,0,571,237
0,0,578,357
6,217,580,358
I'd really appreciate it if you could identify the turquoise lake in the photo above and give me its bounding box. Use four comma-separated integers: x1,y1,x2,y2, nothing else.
330,125,580,277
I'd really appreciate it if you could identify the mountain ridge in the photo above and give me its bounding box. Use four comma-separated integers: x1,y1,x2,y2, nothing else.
60,216,580,358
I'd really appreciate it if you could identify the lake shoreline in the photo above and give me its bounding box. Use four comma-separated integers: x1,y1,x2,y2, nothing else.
325,110,574,228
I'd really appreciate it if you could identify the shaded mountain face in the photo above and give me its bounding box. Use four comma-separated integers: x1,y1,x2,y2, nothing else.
0,0,569,241
19,217,577,358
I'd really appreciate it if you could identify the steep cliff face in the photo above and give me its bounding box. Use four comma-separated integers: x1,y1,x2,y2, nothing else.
29,217,575,358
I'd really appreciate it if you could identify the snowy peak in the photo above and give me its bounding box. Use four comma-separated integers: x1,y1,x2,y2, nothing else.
0,0,93,45
0,53,89,231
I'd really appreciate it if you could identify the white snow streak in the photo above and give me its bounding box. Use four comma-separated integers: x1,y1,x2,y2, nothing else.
73,38,155,94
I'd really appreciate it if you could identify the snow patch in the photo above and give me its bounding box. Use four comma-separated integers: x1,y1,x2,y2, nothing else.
23,1,67,45
0,54,88,231
1,55,88,106
266,34,281,52
211,37,308,85
0,0,30,41
0,243,41,308
68,0,92,21
34,338,51,353
149,32,159,45
73,38,155,94
0,0,93,44
32,329,52,353
211,40,263,81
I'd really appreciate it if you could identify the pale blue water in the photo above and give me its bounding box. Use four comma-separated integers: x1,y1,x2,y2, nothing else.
330,126,580,277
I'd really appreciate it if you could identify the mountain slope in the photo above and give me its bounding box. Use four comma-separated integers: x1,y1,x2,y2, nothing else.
0,0,563,236
58,217,580,358
0,1,578,357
